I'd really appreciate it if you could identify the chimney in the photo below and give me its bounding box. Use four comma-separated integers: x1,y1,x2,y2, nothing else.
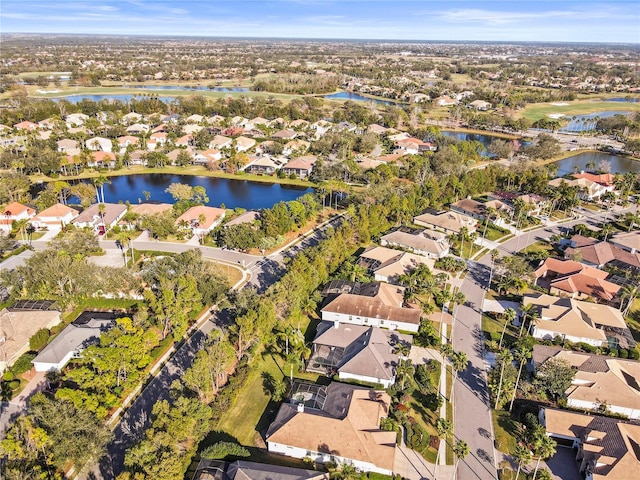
297,403,305,413
334,321,340,329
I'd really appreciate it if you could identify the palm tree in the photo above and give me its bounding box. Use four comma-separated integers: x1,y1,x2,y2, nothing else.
509,344,532,412
434,418,453,478
450,351,468,403
620,284,639,317
519,303,536,337
453,439,470,480
396,358,415,391
494,348,514,409
500,308,517,349
532,435,556,480
94,175,110,204
513,444,533,480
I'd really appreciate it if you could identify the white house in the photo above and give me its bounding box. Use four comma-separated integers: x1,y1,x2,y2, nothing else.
1,202,36,233
175,206,226,237
86,136,113,153
31,203,79,231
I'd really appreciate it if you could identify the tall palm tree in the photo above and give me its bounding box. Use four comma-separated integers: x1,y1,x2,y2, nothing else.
94,175,110,204
620,284,639,317
532,435,556,480
453,439,470,480
500,308,517,349
450,351,468,403
514,444,533,480
494,348,514,409
396,358,415,391
509,344,532,412
519,303,536,337
434,418,453,478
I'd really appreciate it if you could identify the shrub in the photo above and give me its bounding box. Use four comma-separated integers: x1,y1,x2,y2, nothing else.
11,352,36,376
3,372,14,381
618,348,628,359
201,441,250,460
628,348,639,360
29,328,50,351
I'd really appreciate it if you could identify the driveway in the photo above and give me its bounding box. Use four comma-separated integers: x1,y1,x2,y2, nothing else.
545,447,581,480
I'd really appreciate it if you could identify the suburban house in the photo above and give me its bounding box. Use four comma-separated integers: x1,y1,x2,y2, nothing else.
357,246,435,283
86,136,113,152
563,235,640,272
56,138,79,153
523,293,634,349
434,96,459,106
116,135,140,150
234,136,256,152
468,99,492,110
450,198,511,225
185,114,204,124
572,172,615,187
414,209,477,235
209,135,233,150
147,132,168,150
31,203,79,231
175,205,225,236
266,381,396,475
88,151,116,169
534,258,621,302
194,149,222,165
125,123,149,135
130,203,173,217
393,137,437,154
65,113,89,127
122,112,143,124
308,321,412,388
367,124,388,135
175,134,194,147
32,312,117,372
321,282,421,333
1,202,36,233
0,304,62,373
73,203,127,235
244,156,279,175
272,129,298,140
380,229,450,258
539,407,640,479
283,139,310,156
548,177,614,200
610,230,640,254
192,459,328,480
13,121,39,131
532,345,640,419
281,156,317,178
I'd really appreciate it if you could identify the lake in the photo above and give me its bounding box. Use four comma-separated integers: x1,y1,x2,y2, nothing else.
53,94,176,104
323,91,397,105
554,152,640,176
441,130,506,157
73,174,313,210
602,97,639,103
126,85,250,92
558,110,632,133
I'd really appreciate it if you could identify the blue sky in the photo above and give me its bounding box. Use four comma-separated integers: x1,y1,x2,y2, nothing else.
1,1,639,43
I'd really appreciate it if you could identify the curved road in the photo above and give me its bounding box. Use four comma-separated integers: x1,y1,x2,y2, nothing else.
453,205,631,480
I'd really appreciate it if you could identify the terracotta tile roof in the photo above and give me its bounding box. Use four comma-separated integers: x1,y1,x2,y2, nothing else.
573,172,615,186
176,205,225,230
34,203,78,218
2,202,35,217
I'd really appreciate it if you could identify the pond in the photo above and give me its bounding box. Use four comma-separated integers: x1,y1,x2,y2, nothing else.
70,174,314,210
558,110,632,133
125,85,250,92
601,97,639,103
554,152,640,176
323,91,398,105
441,131,508,157
52,94,176,104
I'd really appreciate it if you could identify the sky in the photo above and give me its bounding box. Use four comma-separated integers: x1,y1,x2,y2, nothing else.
1,0,639,43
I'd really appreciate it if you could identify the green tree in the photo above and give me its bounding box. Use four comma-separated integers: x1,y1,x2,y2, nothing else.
453,439,470,480
534,358,575,401
200,441,250,460
514,443,532,480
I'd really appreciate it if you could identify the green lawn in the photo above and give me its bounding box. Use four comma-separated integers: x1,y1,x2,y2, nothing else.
626,298,640,342
520,241,554,257
492,410,518,455
519,100,640,122
483,224,511,242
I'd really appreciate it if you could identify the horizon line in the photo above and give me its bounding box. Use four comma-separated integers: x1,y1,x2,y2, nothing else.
2,32,639,46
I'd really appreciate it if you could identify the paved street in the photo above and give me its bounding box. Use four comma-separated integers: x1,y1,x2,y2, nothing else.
452,205,630,480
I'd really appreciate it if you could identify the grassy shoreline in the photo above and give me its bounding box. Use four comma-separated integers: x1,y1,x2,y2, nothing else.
28,165,316,188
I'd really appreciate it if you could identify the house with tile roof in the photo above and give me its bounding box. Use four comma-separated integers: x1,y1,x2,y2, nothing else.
282,156,317,179
321,282,421,333
532,345,640,419
267,382,396,475
539,407,640,479
548,177,613,200
73,203,127,234
308,321,412,388
414,209,477,235
1,202,36,233
564,235,640,271
234,136,256,152
610,230,640,254
357,246,436,283
535,258,621,302
193,459,328,480
31,204,79,231
175,206,225,237
523,293,634,349
380,228,450,259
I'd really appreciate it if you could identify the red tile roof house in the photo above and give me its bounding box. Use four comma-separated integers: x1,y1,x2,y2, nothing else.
31,204,79,231
1,202,36,233
535,258,621,302
13,121,39,131
175,206,226,237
